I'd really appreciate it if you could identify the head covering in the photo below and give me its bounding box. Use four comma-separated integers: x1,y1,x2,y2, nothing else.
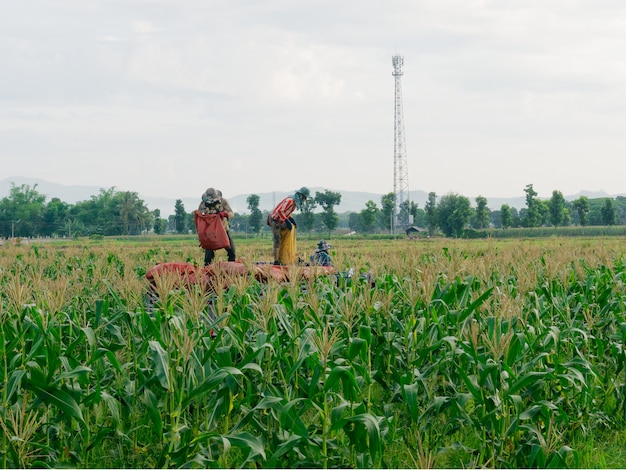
201,187,220,204
293,186,310,209
317,240,331,252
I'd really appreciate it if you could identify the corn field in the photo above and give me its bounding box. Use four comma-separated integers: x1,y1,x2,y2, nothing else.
1,236,626,468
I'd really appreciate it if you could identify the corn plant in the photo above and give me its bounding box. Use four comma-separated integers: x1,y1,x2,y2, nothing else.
2,238,626,467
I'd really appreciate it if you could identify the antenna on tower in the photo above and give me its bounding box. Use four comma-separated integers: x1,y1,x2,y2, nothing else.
392,54,410,236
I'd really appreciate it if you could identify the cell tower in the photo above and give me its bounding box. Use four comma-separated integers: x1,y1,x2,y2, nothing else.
392,54,410,235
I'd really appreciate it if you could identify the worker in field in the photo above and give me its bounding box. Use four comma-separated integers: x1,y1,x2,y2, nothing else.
267,187,310,265
310,239,333,267
198,188,236,265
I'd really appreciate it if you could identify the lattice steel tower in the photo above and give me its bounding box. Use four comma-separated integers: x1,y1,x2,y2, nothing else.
392,54,410,235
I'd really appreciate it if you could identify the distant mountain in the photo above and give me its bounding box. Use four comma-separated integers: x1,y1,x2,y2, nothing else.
0,178,431,215
1,176,106,205
1,176,620,217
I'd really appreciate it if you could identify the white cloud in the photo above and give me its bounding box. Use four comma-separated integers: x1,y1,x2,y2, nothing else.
133,20,160,35
2,0,626,201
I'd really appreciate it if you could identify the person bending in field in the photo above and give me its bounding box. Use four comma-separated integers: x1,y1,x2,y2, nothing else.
310,239,333,267
198,187,236,265
267,187,309,265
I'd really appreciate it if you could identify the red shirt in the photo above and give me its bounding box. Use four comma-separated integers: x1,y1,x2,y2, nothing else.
270,197,296,222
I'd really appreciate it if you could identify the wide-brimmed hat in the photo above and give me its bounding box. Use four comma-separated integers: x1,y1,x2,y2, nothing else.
317,240,331,251
296,187,310,198
202,187,220,204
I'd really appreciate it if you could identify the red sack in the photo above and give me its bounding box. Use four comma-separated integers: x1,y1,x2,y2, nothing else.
194,210,230,250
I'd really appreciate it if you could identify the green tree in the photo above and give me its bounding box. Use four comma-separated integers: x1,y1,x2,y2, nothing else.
166,214,176,232
174,199,187,234
523,184,542,227
70,187,118,235
571,196,590,226
379,193,395,232
153,209,166,234
359,200,379,234
500,204,513,229
315,190,342,236
512,207,521,227
64,218,84,238
115,191,152,235
68,187,151,235
601,198,616,225
437,193,472,237
246,194,264,235
472,195,490,229
538,199,550,226
299,196,317,233
69,200,97,235
425,192,438,235
0,183,47,237
42,197,70,237
413,207,426,228
563,206,572,226
230,212,246,233
348,212,362,232
548,190,569,227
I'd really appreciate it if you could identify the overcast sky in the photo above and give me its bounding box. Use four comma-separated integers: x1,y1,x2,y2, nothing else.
2,0,625,202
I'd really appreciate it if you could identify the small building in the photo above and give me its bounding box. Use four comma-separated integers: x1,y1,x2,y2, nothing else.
405,226,426,239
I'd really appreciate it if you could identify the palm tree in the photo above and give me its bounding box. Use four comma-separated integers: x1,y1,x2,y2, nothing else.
116,191,152,235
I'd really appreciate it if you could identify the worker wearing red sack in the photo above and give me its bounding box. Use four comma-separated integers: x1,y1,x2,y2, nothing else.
267,187,310,265
198,187,236,265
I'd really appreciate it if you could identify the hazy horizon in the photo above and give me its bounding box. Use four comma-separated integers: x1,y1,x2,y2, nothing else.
4,175,620,217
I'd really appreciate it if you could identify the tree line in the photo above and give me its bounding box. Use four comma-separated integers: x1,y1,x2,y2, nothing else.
0,184,160,238
172,190,345,237
351,184,624,238
1,182,625,239
0,183,345,239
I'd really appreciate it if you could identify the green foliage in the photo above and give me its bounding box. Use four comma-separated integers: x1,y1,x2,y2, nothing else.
298,196,318,233
174,199,187,234
115,191,153,235
360,200,379,233
425,191,438,235
0,183,46,237
601,198,617,225
348,212,362,232
437,193,472,237
1,239,626,467
549,190,570,227
315,190,342,235
572,196,590,226
153,209,167,235
588,197,622,225
482,225,626,238
0,184,155,238
70,188,153,236
524,183,543,227
500,203,513,229
4,182,626,241
246,194,264,235
472,195,490,229
42,198,70,237
379,192,395,232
